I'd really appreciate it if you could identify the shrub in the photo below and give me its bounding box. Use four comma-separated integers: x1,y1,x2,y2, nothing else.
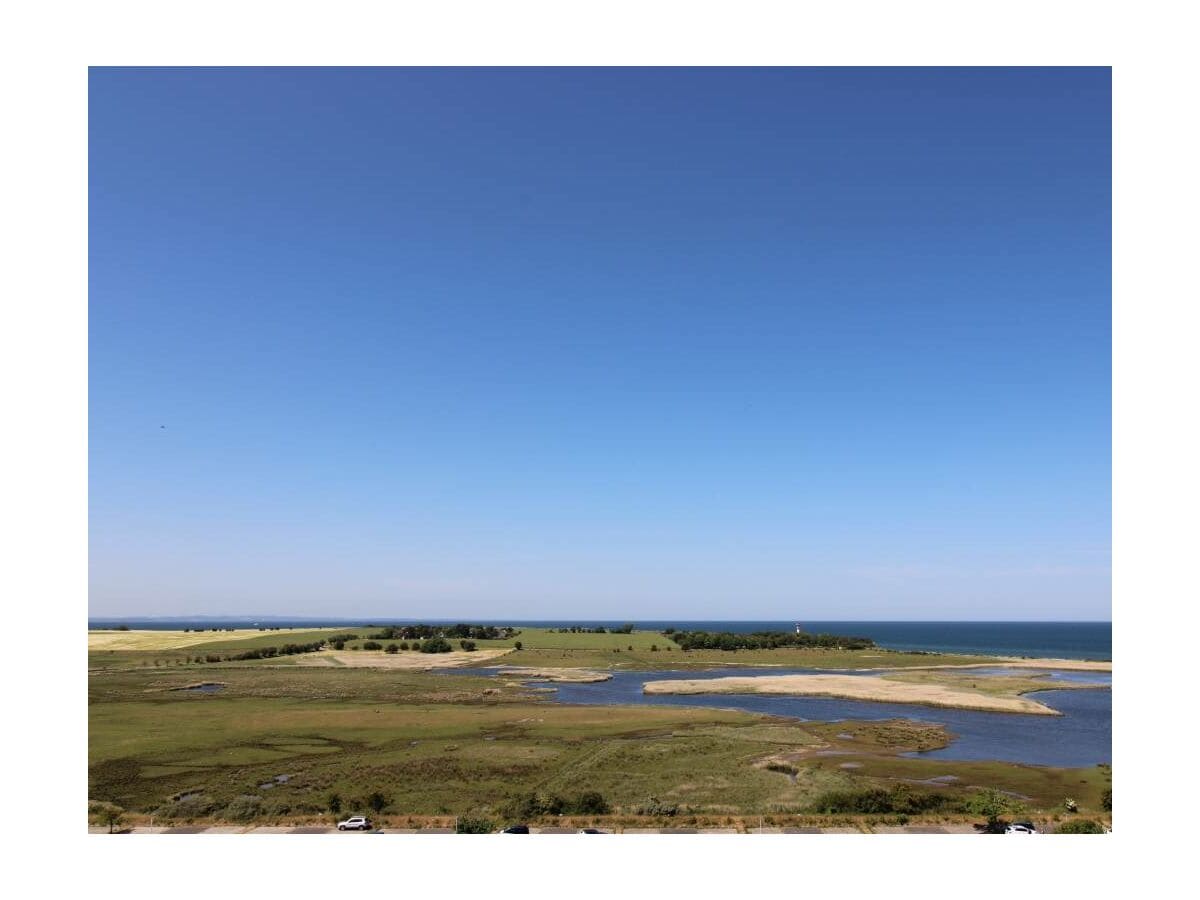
503,792,566,819
456,815,497,834
328,793,342,814
261,798,292,818
153,793,218,821
222,795,264,822
514,641,522,650
459,640,477,651
332,641,345,650
634,797,679,817
1057,819,1106,834
1101,789,1112,812
574,791,610,815
420,637,453,653
399,641,409,650
809,786,960,815
386,643,399,654
362,641,383,651
367,792,388,813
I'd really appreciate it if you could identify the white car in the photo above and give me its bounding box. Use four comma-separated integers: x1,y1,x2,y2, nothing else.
1004,823,1037,834
337,816,373,831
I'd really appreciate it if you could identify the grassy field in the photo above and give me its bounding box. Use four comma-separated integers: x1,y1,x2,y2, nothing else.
89,661,1110,826
88,625,1110,827
88,628,355,651
89,626,1003,673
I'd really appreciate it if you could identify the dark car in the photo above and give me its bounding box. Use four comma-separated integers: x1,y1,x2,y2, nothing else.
500,824,530,834
578,828,604,834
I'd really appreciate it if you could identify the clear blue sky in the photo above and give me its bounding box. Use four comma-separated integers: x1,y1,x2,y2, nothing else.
89,67,1111,620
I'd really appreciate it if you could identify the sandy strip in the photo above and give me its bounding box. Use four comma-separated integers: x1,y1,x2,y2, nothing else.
643,674,1062,715
293,648,512,669
490,667,612,683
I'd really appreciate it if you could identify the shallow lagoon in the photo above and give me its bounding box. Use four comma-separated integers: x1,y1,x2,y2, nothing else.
456,666,1111,768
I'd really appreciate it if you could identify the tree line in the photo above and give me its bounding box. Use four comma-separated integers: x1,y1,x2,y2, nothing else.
367,624,518,641
665,629,875,651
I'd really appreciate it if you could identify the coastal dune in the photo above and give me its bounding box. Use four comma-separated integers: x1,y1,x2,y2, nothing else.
643,673,1065,715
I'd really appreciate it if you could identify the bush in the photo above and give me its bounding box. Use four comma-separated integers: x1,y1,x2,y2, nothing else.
1101,789,1112,812
153,793,218,821
222,795,264,822
810,786,960,815
261,798,292,818
456,815,497,834
459,640,477,651
328,793,342,814
514,641,522,650
574,791,610,815
332,641,345,650
1057,819,1106,834
385,643,399,654
503,792,566,819
420,637,453,653
362,641,383,651
634,797,679,817
399,641,410,650
367,791,388,813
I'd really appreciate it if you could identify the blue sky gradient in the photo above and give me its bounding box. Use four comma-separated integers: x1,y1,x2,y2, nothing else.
89,67,1111,619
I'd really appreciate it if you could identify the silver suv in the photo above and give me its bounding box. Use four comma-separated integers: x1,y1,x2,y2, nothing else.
337,816,373,831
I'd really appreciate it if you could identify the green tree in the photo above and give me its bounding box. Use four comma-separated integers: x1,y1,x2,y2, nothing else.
367,791,388,814
88,801,125,833
328,793,342,815
514,640,522,650
966,789,1023,828
385,643,399,654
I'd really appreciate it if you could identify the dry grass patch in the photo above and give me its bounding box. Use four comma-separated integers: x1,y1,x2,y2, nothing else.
293,648,511,669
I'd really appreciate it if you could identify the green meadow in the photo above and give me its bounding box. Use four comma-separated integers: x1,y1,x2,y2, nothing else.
88,625,1111,828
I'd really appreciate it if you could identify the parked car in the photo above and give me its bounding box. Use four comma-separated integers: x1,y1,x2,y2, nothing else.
1004,822,1038,834
337,816,373,831
499,824,530,834
578,828,604,834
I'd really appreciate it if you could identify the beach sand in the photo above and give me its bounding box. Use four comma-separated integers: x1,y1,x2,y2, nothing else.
643,673,1066,715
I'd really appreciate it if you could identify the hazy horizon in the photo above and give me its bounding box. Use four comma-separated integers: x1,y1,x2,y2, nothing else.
90,68,1111,621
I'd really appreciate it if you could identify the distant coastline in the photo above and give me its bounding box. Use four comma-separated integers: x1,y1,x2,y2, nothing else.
86,618,1111,661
